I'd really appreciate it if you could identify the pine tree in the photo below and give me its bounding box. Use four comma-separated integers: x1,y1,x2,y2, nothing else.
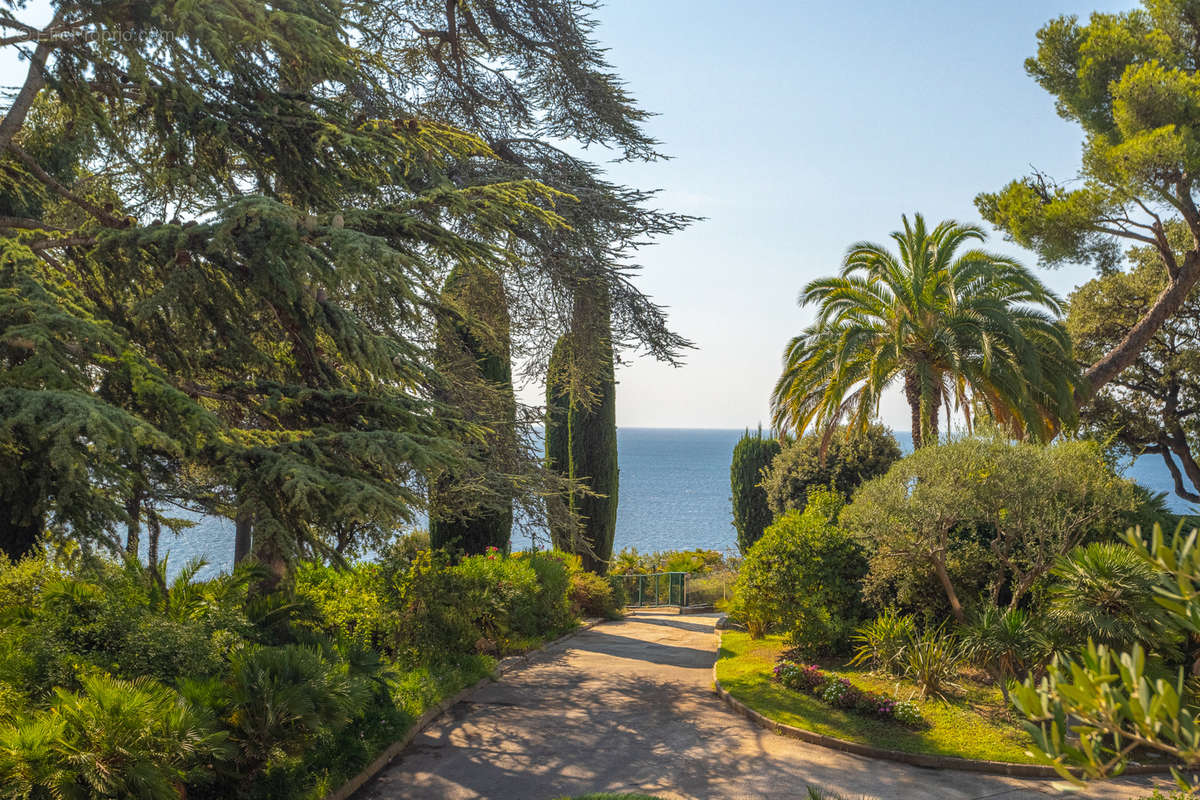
730,428,782,554
0,1,562,571
429,264,516,555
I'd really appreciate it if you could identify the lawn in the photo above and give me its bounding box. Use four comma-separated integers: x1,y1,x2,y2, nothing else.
715,631,1039,764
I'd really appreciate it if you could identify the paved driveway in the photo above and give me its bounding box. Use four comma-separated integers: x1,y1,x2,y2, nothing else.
359,611,1164,800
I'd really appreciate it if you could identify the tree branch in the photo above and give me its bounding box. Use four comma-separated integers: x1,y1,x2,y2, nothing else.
0,12,62,152
6,143,129,228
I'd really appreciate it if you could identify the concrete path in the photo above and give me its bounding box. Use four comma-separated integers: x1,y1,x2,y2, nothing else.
359,611,1165,800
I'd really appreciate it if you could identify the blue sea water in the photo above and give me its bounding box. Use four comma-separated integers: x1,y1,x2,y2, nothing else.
151,428,1197,578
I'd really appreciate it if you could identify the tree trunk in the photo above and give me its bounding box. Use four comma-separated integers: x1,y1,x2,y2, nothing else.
234,513,253,564
1080,251,1200,404
147,511,161,573
0,478,42,560
932,555,965,623
904,371,923,448
124,491,142,558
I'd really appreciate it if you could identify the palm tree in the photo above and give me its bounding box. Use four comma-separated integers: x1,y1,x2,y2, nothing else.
772,213,1075,448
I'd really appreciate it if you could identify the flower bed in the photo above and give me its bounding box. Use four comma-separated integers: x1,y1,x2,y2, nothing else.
774,660,924,728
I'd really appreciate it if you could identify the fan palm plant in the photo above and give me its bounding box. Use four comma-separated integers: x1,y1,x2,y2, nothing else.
1047,541,1167,653
772,214,1076,448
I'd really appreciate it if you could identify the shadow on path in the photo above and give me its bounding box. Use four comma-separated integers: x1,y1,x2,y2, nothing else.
358,612,1160,800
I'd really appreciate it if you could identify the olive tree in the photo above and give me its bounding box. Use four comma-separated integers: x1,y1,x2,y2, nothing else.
841,436,1139,622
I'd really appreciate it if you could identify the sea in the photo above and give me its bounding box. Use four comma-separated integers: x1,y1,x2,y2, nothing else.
147,428,1197,579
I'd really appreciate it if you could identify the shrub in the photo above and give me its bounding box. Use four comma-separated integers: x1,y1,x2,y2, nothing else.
849,609,916,675
735,507,866,652
731,427,782,553
456,549,541,645
516,550,574,633
386,550,480,663
901,628,963,699
959,605,1048,701
1047,541,1169,653
196,644,359,781
761,424,900,517
773,660,923,728
569,571,621,618
295,562,388,649
0,674,225,800
842,435,1140,621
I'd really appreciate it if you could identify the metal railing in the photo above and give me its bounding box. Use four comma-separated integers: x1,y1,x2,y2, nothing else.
617,571,688,608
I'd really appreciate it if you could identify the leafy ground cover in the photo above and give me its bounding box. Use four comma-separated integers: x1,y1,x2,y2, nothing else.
716,632,1038,764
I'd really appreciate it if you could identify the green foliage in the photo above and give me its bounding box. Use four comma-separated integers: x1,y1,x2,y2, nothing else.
1011,524,1200,784
959,606,1048,701
771,214,1076,449
0,673,225,800
608,547,732,576
1047,541,1168,653
294,562,387,649
848,609,916,676
0,544,584,798
514,550,575,634
386,550,481,663
568,571,621,619
735,507,866,654
730,427,781,553
430,264,516,556
761,425,900,517
901,628,964,700
545,333,619,573
196,644,359,782
842,435,1140,621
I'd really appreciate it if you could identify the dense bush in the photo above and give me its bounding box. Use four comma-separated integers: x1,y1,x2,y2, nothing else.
0,673,226,800
841,435,1140,621
761,424,901,516
0,543,594,800
773,661,923,727
1046,541,1171,654
959,605,1047,702
734,504,866,654
568,571,621,618
730,428,782,553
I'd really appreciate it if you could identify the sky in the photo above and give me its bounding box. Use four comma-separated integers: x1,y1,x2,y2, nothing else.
562,0,1137,430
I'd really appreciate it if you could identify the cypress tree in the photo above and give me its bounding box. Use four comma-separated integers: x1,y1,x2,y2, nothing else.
544,326,619,574
570,337,619,574
545,336,573,549
731,427,782,554
429,264,516,556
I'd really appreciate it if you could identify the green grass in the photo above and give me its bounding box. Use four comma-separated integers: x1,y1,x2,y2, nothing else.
716,631,1039,764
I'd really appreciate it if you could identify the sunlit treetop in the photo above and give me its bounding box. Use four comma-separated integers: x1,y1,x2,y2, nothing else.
977,0,1200,400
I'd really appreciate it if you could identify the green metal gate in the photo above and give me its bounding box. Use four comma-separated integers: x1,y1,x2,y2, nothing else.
618,572,687,608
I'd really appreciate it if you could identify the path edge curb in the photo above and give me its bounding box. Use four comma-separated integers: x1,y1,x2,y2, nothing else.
711,628,1174,779
325,616,608,800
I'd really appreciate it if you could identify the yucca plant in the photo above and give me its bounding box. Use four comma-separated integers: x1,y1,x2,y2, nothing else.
849,609,915,675
902,627,964,699
959,605,1048,702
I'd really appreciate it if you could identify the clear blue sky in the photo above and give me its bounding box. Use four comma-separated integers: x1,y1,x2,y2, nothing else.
566,0,1135,430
